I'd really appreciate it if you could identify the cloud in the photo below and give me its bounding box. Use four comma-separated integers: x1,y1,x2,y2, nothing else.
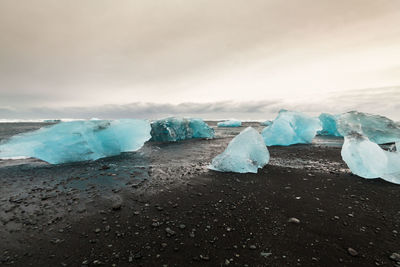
1,86,399,121
0,0,400,108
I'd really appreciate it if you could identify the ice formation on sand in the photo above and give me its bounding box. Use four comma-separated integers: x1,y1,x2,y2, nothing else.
217,120,242,127
209,127,269,173
337,111,400,144
317,113,342,136
341,133,400,184
150,117,214,142
261,110,322,146
260,120,272,126
0,119,151,164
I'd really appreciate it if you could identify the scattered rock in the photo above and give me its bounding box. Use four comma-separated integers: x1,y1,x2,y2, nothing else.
260,252,272,258
288,217,300,224
112,203,122,211
165,227,176,236
200,255,210,261
348,248,358,256
389,252,400,261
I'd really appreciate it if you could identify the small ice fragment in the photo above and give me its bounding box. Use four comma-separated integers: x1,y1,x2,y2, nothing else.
261,110,322,146
260,120,272,126
341,133,400,184
337,111,400,144
317,113,342,136
150,117,214,142
209,127,269,173
217,120,242,127
0,119,151,164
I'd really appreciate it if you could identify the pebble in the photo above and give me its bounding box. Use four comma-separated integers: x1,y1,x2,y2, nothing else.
112,203,122,211
260,252,272,258
288,217,300,224
165,227,176,236
389,252,400,261
200,255,210,261
347,248,358,256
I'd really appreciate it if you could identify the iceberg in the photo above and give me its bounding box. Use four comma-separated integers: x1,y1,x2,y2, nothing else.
261,110,322,146
337,111,400,144
209,127,269,173
189,118,215,139
260,120,272,126
0,119,151,164
217,120,242,127
341,133,400,184
317,113,342,136
150,117,214,142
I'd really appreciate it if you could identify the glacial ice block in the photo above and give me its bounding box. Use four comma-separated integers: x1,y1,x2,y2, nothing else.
260,120,272,126
317,113,342,136
217,120,242,127
261,110,322,146
341,134,400,184
337,111,400,144
209,127,269,173
150,117,214,142
0,119,151,164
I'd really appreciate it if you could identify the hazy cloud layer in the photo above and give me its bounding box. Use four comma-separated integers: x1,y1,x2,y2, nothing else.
0,0,400,110
1,87,399,121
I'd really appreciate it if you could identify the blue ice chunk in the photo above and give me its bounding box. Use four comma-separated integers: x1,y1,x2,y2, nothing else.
0,119,151,164
189,118,215,138
317,113,342,136
261,110,322,146
217,120,242,127
260,120,272,126
150,117,214,142
337,111,400,144
209,127,269,173
341,133,400,184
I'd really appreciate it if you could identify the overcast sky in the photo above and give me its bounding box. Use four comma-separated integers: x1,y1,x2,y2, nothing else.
0,0,399,120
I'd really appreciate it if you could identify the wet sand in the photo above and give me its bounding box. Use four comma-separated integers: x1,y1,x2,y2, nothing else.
1,123,400,266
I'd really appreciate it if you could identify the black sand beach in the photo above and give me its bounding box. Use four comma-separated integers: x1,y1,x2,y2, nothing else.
1,122,400,266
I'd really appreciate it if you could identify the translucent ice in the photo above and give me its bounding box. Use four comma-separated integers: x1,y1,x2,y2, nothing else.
261,110,322,146
217,120,242,127
150,117,214,142
337,111,400,144
209,127,269,173
189,118,215,139
317,113,342,136
260,120,272,126
341,133,400,184
0,119,151,164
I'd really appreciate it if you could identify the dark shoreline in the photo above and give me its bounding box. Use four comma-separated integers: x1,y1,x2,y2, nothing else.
1,144,400,266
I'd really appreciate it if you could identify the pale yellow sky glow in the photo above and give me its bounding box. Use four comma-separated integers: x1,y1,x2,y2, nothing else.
0,0,399,119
